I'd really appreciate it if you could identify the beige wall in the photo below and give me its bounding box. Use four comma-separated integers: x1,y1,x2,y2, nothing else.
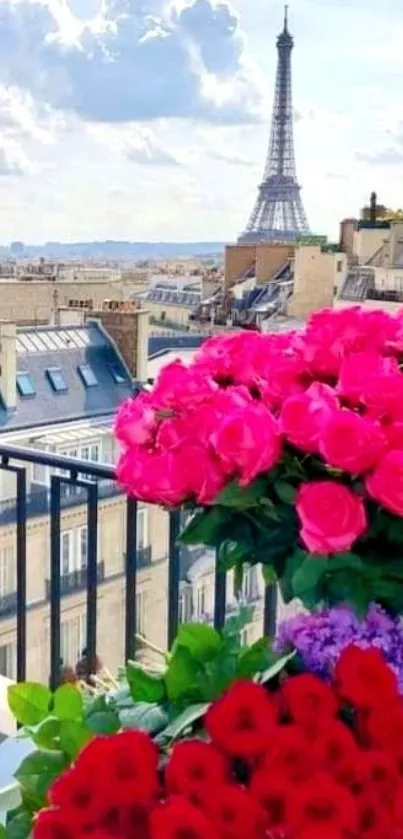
0,281,127,325
353,228,388,264
224,244,294,291
288,247,343,320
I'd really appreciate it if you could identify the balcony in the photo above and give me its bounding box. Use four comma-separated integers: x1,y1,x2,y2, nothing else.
0,479,122,527
0,593,17,619
0,443,276,688
45,561,105,599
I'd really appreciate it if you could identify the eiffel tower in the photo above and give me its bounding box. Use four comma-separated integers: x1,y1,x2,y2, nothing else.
238,7,309,244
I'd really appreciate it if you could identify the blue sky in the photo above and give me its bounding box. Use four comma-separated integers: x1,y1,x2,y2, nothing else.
0,0,402,243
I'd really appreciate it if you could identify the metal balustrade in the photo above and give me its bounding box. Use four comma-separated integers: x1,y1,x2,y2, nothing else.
0,444,277,689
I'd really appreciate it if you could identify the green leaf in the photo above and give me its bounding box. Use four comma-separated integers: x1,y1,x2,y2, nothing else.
218,540,249,571
29,717,61,750
126,664,165,703
0,826,6,839
86,711,120,735
215,478,267,509
160,703,209,741
8,683,52,727
292,554,328,606
279,549,306,603
60,720,92,759
274,481,297,504
173,623,223,663
179,507,229,547
259,651,296,684
119,703,168,734
4,812,31,839
329,552,365,572
165,647,202,702
53,684,83,721
15,750,68,806
236,638,273,678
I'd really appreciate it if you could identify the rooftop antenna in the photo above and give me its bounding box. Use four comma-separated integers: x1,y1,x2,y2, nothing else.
370,191,377,223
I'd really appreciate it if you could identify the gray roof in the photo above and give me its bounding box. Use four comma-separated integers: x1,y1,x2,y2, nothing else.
0,324,135,433
148,334,208,358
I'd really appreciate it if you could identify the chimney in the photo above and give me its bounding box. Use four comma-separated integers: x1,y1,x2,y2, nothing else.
92,301,149,383
0,322,16,411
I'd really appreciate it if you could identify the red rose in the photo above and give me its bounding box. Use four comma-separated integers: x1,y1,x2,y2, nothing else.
312,720,358,772
250,769,294,830
366,450,403,516
356,794,392,839
150,796,218,839
281,673,339,735
48,767,110,829
292,773,358,835
319,410,386,475
165,740,228,800
335,645,398,711
362,750,399,801
296,481,367,554
261,724,313,781
366,701,403,762
199,784,266,839
33,809,77,839
205,680,277,759
102,802,150,839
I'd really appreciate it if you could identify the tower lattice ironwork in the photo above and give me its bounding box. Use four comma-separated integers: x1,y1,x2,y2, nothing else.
238,7,309,244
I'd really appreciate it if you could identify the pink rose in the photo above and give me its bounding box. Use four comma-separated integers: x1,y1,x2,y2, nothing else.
212,402,281,486
319,410,386,475
366,450,403,516
296,481,367,555
363,371,403,420
152,360,217,411
279,383,339,453
117,446,226,506
114,392,158,448
157,386,252,450
337,353,399,407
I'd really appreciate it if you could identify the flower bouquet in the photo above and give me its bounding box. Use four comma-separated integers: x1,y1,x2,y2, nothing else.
16,644,403,839
116,305,403,615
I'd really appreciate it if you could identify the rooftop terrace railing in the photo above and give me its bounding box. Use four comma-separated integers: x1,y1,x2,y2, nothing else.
0,444,277,689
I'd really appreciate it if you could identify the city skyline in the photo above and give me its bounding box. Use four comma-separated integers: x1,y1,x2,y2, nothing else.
0,0,402,244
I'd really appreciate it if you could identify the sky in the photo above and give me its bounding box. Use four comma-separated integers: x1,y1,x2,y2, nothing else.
0,0,403,244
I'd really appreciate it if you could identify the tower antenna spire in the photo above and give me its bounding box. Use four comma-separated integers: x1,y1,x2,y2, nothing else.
237,7,309,244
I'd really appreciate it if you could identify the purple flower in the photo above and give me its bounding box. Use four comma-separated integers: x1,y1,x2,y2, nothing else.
275,602,403,692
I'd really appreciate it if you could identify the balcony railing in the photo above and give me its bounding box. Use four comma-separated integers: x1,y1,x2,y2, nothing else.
0,444,277,688
0,592,17,619
45,561,106,599
0,479,122,527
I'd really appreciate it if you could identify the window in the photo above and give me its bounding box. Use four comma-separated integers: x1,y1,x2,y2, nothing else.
243,568,252,601
336,260,344,273
137,508,148,549
61,615,86,667
0,546,15,596
78,365,99,388
0,642,16,678
46,368,68,392
79,527,88,568
81,443,100,463
110,365,127,384
136,591,146,634
16,372,35,397
61,531,74,575
197,583,206,618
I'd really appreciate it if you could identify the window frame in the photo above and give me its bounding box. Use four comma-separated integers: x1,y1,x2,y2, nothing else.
16,371,35,397
77,364,99,388
46,367,68,393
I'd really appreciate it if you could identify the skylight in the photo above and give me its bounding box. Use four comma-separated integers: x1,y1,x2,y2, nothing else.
110,365,127,384
78,364,99,388
46,368,68,393
16,372,35,397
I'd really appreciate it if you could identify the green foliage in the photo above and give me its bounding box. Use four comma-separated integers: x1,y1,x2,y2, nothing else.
8,683,51,726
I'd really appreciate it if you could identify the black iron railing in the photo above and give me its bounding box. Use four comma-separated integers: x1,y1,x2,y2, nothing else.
0,444,277,688
0,591,17,618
